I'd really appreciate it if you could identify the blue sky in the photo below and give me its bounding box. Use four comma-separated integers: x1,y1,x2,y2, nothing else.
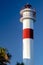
0,0,43,65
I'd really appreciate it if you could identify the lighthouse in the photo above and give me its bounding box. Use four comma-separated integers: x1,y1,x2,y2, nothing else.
20,4,36,65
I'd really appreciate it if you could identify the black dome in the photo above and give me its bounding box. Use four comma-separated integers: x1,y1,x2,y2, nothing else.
25,3,32,8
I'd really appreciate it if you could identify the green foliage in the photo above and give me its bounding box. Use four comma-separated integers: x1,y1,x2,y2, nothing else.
0,47,11,65
16,62,24,65
21,62,24,65
16,62,20,65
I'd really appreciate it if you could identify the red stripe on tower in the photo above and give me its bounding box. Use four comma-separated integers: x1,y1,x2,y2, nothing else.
23,28,33,39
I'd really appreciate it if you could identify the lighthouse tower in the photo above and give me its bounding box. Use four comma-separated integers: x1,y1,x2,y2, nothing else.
20,4,36,65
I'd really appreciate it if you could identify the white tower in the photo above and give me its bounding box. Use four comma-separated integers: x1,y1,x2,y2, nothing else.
20,4,36,65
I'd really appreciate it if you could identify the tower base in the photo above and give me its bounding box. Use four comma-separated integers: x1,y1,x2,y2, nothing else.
23,59,33,65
